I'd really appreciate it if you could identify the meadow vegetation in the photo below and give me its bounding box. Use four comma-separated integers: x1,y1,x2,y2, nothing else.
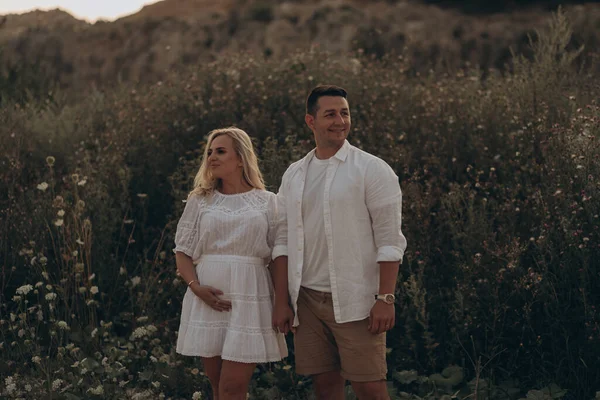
1,9,599,400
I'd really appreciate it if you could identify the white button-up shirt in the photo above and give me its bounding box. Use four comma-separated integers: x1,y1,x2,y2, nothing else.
273,140,407,325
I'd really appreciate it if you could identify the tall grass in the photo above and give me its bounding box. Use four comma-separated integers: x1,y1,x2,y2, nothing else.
1,9,599,400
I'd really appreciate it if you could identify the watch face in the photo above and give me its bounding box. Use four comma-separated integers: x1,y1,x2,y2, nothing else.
385,294,395,303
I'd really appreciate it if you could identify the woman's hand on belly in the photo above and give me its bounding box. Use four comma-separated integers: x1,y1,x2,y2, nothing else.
190,283,232,312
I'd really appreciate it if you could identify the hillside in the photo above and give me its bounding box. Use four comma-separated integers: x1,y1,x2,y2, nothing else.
1,0,599,90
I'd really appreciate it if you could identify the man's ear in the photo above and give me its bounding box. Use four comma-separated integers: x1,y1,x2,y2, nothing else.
305,113,314,130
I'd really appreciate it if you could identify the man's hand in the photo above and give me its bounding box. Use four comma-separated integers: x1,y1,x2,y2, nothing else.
272,301,295,334
368,301,395,334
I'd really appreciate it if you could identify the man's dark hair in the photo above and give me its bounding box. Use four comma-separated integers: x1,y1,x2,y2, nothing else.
306,85,348,116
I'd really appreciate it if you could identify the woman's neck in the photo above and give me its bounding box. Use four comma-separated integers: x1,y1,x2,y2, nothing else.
218,178,252,195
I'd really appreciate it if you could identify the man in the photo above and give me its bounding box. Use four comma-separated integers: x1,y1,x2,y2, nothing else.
271,85,407,400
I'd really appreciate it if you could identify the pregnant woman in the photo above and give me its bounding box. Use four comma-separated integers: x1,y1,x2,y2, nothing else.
173,127,287,400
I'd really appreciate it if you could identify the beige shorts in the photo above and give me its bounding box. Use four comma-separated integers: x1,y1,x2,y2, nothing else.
293,286,387,382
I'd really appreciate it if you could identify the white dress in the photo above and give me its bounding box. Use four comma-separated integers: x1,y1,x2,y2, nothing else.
173,189,287,363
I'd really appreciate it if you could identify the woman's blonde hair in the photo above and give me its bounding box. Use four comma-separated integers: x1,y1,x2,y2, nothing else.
190,127,265,197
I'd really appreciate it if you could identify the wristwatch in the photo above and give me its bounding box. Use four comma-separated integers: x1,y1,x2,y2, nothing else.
375,294,395,304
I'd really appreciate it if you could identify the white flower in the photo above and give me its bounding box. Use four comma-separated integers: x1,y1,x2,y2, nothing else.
89,273,95,281
45,293,57,301
35,281,43,288
42,272,49,280
39,256,48,264
90,286,99,295
57,321,69,330
32,356,41,364
136,316,148,323
76,239,85,245
52,378,64,391
25,383,32,392
54,219,64,227
87,385,104,395
57,209,65,217
131,276,141,288
12,295,22,302
78,287,87,294
151,381,160,389
18,329,25,337
119,267,126,275
192,391,203,400
78,179,87,186
91,328,98,338
37,182,49,191
16,284,34,295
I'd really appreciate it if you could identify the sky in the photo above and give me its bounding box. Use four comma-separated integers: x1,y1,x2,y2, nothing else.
0,0,162,22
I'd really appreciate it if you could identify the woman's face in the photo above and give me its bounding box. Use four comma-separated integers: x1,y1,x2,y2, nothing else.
207,134,243,180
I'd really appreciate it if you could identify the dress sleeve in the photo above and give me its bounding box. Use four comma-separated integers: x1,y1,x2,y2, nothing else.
173,194,202,257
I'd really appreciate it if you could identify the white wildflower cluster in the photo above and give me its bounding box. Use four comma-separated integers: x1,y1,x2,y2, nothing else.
56,321,69,330
4,376,17,395
131,276,141,288
87,385,104,395
45,293,57,301
192,391,203,400
16,284,34,295
52,378,64,391
131,324,157,340
90,286,99,295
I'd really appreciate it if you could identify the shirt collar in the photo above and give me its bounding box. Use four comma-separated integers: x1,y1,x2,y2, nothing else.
301,140,350,170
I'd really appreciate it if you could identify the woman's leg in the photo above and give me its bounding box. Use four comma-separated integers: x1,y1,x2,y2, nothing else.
218,360,256,400
202,356,223,399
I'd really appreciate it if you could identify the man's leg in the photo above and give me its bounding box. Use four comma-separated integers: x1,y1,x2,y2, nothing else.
350,380,389,400
294,287,344,399
330,317,389,400
312,371,345,400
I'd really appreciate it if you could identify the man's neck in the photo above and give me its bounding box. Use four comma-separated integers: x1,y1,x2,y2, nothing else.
315,143,343,160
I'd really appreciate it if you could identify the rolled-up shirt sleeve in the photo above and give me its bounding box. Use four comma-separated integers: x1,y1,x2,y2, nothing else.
173,194,201,258
272,170,289,260
365,159,407,263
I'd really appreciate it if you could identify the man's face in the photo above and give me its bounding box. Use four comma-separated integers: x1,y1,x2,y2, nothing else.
305,96,351,149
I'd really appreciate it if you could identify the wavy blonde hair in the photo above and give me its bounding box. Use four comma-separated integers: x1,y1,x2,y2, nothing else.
190,127,265,197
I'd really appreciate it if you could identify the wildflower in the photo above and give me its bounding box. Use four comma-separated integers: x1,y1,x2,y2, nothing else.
12,295,22,302
89,273,96,281
18,329,25,337
120,267,126,275
46,156,56,167
76,239,84,245
37,182,49,191
72,250,78,257
131,276,141,288
45,293,57,301
39,256,48,264
52,378,64,391
91,328,98,338
25,384,32,392
16,284,34,295
78,179,87,186
57,209,65,217
54,219,64,227
87,385,104,395
90,286,99,295
137,316,149,323
30,256,37,265
151,381,160,389
4,376,16,395
192,392,203,400
42,272,49,280
57,321,69,330
79,287,87,294
53,195,64,208
32,356,41,364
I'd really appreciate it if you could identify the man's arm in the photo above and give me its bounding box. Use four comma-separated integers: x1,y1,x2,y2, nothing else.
271,171,295,334
365,159,407,334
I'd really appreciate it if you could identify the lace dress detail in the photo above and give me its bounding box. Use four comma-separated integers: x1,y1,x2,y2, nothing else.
173,189,287,363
